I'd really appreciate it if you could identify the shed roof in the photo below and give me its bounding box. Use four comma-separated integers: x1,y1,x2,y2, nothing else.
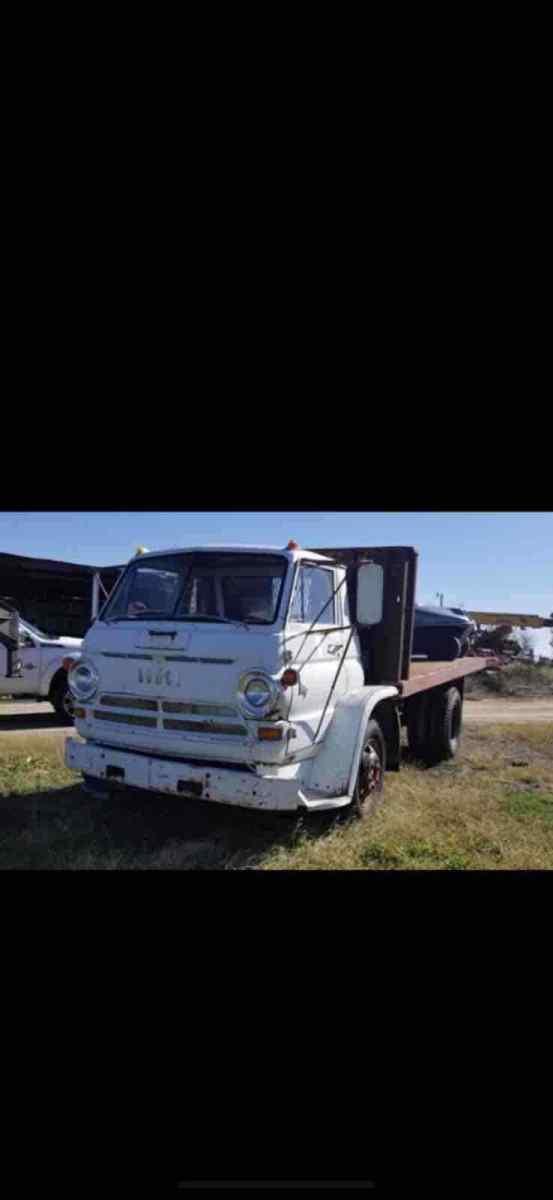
0,551,124,577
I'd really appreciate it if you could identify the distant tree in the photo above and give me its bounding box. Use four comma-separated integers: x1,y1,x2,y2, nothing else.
517,629,535,660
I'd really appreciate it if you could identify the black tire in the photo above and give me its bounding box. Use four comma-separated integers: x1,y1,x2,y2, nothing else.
451,636,462,660
350,718,386,819
438,635,462,661
425,686,463,764
51,674,75,722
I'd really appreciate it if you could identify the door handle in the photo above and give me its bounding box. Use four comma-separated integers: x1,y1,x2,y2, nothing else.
25,663,36,670
327,643,343,654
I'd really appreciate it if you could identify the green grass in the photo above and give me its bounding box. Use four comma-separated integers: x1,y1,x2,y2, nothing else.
0,724,552,869
502,790,553,825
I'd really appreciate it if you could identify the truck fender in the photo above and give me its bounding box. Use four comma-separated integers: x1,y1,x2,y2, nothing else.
307,686,399,800
42,654,80,698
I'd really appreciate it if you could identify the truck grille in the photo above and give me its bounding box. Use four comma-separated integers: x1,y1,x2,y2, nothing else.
161,701,237,717
163,718,247,736
93,695,246,738
94,710,157,728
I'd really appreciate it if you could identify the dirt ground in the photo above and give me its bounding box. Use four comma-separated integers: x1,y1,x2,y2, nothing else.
0,700,71,737
463,697,553,725
0,696,551,738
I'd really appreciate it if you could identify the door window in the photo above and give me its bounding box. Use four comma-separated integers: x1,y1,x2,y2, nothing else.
289,566,335,625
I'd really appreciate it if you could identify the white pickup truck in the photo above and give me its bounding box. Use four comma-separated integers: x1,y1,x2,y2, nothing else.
0,608,82,719
63,542,496,816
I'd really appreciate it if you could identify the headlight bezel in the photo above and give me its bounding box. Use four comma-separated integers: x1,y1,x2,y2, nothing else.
236,671,281,719
68,658,99,701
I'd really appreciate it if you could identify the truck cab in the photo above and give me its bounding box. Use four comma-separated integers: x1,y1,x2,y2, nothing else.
65,544,388,810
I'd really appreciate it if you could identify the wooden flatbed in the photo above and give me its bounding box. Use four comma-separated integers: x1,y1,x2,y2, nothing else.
399,657,494,698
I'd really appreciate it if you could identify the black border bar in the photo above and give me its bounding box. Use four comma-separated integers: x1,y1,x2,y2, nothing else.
177,1184,375,1191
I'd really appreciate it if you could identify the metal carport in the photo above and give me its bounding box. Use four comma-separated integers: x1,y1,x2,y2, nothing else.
0,552,124,637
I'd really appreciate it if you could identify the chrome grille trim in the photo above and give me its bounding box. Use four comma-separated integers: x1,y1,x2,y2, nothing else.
100,694,158,711
163,718,247,737
161,656,235,664
99,652,234,664
93,711,158,728
93,697,245,737
161,701,238,717
101,653,154,660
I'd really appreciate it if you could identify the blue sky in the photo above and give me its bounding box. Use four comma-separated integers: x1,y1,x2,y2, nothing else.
1,511,552,654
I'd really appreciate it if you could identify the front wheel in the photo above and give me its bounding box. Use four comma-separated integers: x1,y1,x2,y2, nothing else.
350,718,386,819
51,675,75,722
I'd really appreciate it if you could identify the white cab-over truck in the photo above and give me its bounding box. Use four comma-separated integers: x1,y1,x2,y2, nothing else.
64,543,496,816
0,603,81,719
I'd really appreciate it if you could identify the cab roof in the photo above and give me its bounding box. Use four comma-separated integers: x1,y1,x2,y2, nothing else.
129,544,335,565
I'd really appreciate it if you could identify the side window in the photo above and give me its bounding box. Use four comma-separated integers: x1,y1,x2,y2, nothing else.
289,567,335,625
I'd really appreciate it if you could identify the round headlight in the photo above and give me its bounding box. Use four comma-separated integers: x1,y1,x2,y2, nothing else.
237,672,279,717
245,678,272,708
68,658,99,701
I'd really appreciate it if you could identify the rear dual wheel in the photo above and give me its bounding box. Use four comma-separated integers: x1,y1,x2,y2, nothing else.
407,686,463,765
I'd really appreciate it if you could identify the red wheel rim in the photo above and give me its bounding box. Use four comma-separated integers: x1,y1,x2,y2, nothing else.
359,742,382,802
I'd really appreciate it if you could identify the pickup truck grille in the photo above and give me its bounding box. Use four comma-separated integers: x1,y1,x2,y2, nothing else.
93,695,247,739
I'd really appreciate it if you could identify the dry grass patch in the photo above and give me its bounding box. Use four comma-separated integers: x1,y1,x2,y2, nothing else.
1,725,552,869
0,734,75,798
261,724,553,871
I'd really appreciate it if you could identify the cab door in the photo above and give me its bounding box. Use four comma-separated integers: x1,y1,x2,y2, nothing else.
284,562,348,755
0,601,21,683
9,625,41,695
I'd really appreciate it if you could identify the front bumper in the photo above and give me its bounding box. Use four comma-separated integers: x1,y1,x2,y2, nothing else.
65,738,352,813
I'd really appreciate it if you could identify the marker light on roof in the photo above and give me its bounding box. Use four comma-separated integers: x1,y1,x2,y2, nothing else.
287,540,300,550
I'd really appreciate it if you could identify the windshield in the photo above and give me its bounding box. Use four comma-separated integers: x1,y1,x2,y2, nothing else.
101,553,288,625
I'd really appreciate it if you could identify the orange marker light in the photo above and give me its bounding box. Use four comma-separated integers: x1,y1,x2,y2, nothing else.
258,727,283,741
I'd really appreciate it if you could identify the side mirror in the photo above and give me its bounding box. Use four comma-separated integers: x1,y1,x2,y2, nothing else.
356,562,384,626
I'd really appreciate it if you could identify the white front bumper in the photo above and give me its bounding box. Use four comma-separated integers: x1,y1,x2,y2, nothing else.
65,738,352,813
